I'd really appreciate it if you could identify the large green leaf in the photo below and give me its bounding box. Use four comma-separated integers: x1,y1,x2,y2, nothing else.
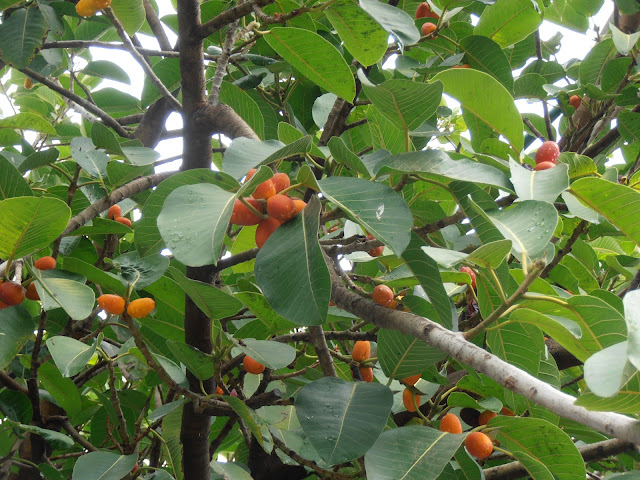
0,196,70,259
377,328,446,379
12,423,74,450
625,291,640,371
296,377,393,466
487,322,544,377
70,137,109,179
318,177,413,255
82,60,131,84
255,196,330,326
324,1,388,66
359,0,420,48
219,81,265,139
584,342,630,397
113,251,169,289
111,0,145,36
514,295,627,362
509,160,569,203
157,183,236,267
235,338,297,369
545,0,603,32
433,69,524,152
401,233,453,329
0,154,33,200
0,112,57,135
135,169,237,256
485,200,558,259
575,370,640,414
28,268,96,320
579,38,616,86
264,27,355,101
168,267,243,319
0,7,47,68
38,362,83,418
474,0,543,47
492,417,586,480
459,35,514,92
222,136,313,180
570,178,640,246
46,336,98,377
72,452,138,480
141,58,181,106
0,306,35,369
364,426,464,480
166,340,215,381
377,150,511,191
361,78,443,132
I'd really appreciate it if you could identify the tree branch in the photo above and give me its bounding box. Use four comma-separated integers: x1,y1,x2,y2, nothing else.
329,272,640,445
60,171,175,236
21,67,131,138
198,0,273,39
484,438,633,480
104,9,181,111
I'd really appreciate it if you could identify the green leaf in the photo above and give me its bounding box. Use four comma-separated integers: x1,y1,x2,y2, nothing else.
575,370,640,413
324,1,388,66
474,0,542,48
71,137,109,179
0,154,33,200
580,38,616,86
157,183,236,267
211,462,253,480
223,395,271,448
264,27,355,102
46,336,98,377
166,340,214,381
27,268,96,320
111,0,145,35
148,399,186,422
402,233,453,328
0,112,57,135
485,200,558,259
0,390,32,424
255,196,330,326
361,77,444,132
364,426,465,480
492,417,586,480
377,328,446,380
0,196,70,259
0,306,35,369
219,81,265,140
359,0,420,48
377,150,511,191
487,322,544,376
38,362,83,418
296,377,393,466
113,251,169,289
223,136,312,180
92,122,125,155
509,160,570,203
433,69,524,152
610,23,640,56
235,338,297,369
82,60,131,84
618,111,640,145
466,240,513,269
141,58,181,106
327,137,370,177
624,291,640,370
60,257,127,295
135,169,237,256
319,177,413,255
584,341,630,397
72,452,138,480
0,8,47,68
570,178,640,246
12,423,74,449
514,295,627,362
168,267,243,319
459,35,514,92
